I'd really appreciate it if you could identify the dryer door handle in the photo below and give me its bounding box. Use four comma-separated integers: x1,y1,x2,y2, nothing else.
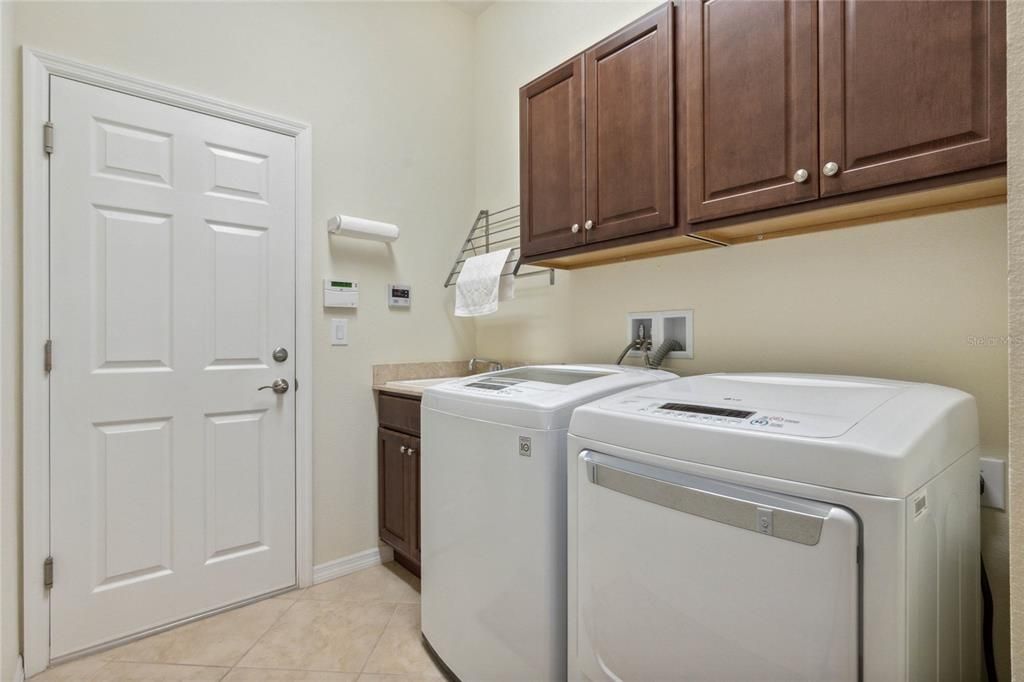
582,452,828,546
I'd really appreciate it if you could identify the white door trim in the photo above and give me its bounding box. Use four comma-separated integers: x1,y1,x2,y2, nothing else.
21,48,314,677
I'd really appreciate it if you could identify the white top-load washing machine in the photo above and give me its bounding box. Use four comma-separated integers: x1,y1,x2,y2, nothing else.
567,373,980,682
421,365,674,682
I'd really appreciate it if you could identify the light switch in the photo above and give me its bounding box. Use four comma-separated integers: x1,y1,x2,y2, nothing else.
330,318,348,346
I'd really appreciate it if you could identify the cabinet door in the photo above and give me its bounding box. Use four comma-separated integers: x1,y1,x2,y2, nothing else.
684,0,818,222
378,428,412,556
819,0,1006,196
409,436,421,564
520,57,586,257
584,3,675,243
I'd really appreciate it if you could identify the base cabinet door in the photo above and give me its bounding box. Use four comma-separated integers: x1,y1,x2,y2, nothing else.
378,428,413,557
684,0,819,222
410,436,421,565
818,0,1006,197
584,3,675,243
520,57,586,257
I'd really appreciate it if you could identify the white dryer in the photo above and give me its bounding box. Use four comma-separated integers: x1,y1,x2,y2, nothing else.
567,373,980,682
421,365,674,681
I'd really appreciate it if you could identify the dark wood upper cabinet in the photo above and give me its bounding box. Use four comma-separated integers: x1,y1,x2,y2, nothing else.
519,57,586,257
684,0,819,222
378,427,414,558
818,0,1006,196
518,0,1006,266
584,3,675,243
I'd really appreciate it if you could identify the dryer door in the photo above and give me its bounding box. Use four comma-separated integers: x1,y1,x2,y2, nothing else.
575,451,860,682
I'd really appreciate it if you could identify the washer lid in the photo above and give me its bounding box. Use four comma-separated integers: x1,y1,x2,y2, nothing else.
422,364,675,430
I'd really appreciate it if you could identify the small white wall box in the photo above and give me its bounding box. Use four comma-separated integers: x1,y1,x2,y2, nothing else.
625,310,694,360
324,278,359,308
388,283,412,308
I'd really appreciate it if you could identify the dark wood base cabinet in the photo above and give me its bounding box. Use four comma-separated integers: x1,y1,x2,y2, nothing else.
519,0,1006,269
376,392,421,576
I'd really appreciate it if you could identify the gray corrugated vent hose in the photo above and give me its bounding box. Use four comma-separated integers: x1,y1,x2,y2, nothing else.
647,339,683,369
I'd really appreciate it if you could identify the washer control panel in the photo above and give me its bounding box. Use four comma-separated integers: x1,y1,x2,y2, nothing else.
459,377,530,396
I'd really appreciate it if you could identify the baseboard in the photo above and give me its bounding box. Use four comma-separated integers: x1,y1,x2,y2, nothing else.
12,655,24,682
313,545,394,585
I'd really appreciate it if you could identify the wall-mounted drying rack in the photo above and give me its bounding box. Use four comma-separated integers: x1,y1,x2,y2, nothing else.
444,205,555,287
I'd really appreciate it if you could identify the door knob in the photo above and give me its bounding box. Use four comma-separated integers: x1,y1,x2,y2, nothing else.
584,220,594,231
258,378,290,394
792,168,809,183
822,161,840,177
571,223,580,233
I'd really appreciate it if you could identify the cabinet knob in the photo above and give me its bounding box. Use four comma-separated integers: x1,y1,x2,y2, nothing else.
399,445,407,454
571,223,580,233
822,161,840,177
407,448,417,457
584,219,594,231
792,168,808,183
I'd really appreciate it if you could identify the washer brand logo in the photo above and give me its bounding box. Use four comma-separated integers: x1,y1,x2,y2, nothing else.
519,436,532,457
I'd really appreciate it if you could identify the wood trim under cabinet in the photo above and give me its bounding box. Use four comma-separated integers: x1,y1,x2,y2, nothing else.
695,172,1006,245
524,165,1005,268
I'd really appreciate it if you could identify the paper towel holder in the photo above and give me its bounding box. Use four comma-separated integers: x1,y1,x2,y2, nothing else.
327,215,400,243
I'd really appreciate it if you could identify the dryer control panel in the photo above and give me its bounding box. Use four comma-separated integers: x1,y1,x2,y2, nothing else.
608,398,853,438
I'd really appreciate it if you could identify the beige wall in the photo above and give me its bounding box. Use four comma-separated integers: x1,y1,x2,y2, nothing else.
1007,1,1023,679
472,3,1012,679
1,2,477,675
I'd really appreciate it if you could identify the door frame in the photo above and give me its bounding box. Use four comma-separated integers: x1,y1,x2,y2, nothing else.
21,48,314,677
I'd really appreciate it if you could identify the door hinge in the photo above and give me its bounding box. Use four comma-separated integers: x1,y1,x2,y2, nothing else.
294,378,299,392
43,122,54,154
44,339,53,373
43,556,54,590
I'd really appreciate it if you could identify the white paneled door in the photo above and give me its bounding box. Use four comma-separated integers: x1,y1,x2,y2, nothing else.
49,76,297,658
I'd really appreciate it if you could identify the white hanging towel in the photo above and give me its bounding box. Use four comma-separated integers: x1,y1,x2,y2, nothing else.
455,248,515,317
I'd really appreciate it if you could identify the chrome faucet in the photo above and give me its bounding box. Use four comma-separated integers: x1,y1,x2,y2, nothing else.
469,357,503,374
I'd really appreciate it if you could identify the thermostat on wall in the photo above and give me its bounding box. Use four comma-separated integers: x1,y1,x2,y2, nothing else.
324,278,359,308
388,283,412,308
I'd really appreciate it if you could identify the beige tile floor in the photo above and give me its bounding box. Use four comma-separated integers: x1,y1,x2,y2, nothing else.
32,563,445,682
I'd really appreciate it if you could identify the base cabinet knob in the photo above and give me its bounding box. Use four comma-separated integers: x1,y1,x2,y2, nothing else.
823,161,840,177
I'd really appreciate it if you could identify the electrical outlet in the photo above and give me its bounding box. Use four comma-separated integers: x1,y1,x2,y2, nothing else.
980,457,1005,510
